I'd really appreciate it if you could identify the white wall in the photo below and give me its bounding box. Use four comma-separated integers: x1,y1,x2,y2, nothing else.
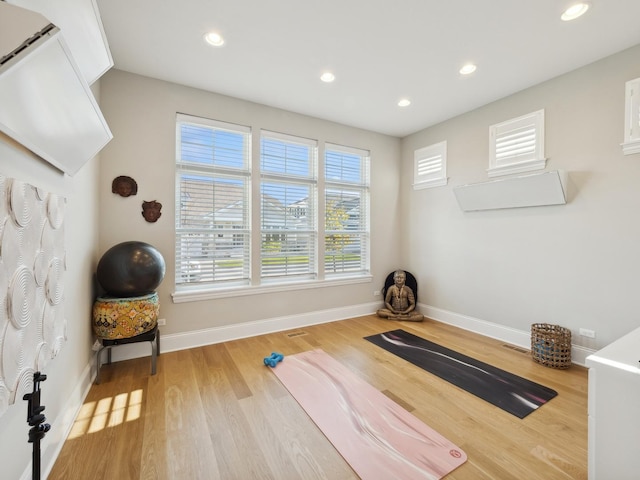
401,44,640,349
98,70,402,336
0,134,100,479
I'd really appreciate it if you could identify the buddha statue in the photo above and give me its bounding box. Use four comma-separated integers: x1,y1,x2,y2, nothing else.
376,270,424,322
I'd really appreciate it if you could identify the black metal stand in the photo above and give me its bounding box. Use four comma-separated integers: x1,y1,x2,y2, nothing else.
95,325,160,384
24,372,51,480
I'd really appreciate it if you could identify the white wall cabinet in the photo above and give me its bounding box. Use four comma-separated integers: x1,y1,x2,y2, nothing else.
6,0,113,84
0,1,112,176
586,326,640,480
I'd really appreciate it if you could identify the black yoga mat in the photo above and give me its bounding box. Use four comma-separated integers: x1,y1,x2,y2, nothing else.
364,329,557,418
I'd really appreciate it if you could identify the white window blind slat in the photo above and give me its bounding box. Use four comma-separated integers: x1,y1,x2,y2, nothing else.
176,115,251,287
325,147,365,184
413,141,447,189
260,131,317,280
495,125,536,163
324,143,370,276
175,116,372,292
417,154,443,175
489,110,545,177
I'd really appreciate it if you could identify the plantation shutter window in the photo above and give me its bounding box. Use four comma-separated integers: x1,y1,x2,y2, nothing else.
324,143,370,276
413,141,447,189
175,114,251,288
260,131,318,281
488,109,546,177
622,77,640,155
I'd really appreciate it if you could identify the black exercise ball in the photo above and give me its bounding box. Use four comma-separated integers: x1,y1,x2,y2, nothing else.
97,241,166,297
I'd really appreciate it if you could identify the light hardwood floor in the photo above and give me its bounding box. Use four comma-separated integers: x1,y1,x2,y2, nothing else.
49,315,588,479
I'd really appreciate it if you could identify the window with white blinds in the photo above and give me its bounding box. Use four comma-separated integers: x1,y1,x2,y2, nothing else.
324,143,370,276
622,77,640,155
413,141,447,189
175,114,251,288
488,109,546,177
260,131,317,280
176,115,372,294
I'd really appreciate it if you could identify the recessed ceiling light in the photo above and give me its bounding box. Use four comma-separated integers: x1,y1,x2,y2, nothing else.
320,72,335,83
398,99,411,107
459,64,477,75
204,32,225,47
561,3,590,21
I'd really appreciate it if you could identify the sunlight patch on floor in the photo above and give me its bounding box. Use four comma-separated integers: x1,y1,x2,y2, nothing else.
68,389,144,439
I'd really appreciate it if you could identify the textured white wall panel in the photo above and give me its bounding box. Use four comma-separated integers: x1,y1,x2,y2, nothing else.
0,175,66,417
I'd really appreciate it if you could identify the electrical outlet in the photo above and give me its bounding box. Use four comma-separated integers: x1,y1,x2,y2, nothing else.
157,318,166,326
579,328,595,339
373,290,381,296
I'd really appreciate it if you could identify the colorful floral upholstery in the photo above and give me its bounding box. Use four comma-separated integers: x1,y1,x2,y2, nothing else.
92,293,159,339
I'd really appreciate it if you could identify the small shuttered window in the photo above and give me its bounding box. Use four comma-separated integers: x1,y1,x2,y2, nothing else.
324,143,370,276
260,131,317,281
622,77,640,155
489,109,546,177
175,114,251,288
413,141,447,189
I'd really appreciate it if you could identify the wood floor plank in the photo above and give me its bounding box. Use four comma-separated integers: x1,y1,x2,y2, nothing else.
139,359,169,480
49,316,588,479
163,350,220,479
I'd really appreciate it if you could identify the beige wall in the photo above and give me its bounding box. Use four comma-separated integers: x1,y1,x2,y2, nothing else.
98,70,402,334
401,44,640,348
0,133,100,479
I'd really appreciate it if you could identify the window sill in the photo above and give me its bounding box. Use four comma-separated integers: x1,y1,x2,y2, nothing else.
487,158,546,178
621,139,640,155
172,274,373,303
413,177,448,190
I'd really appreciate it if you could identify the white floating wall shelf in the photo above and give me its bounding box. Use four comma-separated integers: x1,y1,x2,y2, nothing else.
453,170,568,212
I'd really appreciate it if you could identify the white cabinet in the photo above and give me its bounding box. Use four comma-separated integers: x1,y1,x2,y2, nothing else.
0,1,112,176
586,326,640,480
6,0,113,84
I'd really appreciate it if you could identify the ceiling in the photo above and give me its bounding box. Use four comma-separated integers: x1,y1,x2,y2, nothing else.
96,0,640,138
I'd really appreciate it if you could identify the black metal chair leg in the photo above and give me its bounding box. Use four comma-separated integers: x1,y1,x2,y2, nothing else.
150,339,157,376
94,326,160,383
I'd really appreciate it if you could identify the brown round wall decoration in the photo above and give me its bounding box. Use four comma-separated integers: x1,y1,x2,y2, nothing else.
112,176,138,197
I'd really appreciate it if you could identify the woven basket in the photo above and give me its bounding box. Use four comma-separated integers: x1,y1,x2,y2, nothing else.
531,323,572,369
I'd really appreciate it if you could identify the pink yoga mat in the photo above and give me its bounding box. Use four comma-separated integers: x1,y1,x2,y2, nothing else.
272,349,467,480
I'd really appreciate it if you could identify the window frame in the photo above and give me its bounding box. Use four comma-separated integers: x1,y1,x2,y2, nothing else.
622,77,640,155
488,109,546,178
413,141,448,189
324,143,370,278
173,114,372,301
175,114,252,291
259,130,318,283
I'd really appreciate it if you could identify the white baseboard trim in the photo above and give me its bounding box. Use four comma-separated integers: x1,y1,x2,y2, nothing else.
106,302,380,363
420,303,596,366
106,301,596,367
21,361,94,480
